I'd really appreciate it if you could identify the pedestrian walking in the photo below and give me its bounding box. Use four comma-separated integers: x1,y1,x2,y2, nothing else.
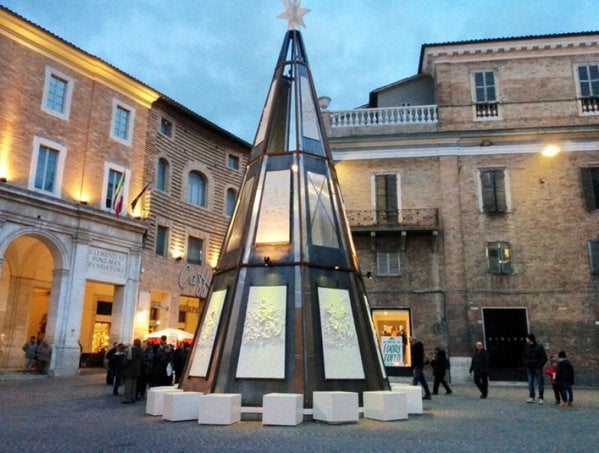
410,337,432,400
431,346,452,395
469,341,490,399
523,333,547,404
556,350,574,407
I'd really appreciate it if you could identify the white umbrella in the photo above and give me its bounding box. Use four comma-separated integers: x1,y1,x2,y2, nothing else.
146,327,194,344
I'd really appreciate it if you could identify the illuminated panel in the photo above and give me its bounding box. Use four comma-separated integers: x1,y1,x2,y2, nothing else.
255,170,290,244
318,287,365,379
236,285,286,379
188,289,227,377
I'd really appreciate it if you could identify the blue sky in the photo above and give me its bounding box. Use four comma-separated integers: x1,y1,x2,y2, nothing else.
2,0,598,142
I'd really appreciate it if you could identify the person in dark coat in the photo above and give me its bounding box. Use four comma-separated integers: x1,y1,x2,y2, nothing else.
104,343,117,386
122,339,144,404
110,343,127,396
173,342,191,385
431,347,452,395
410,337,432,399
151,335,174,387
555,350,575,407
469,341,490,399
523,333,548,404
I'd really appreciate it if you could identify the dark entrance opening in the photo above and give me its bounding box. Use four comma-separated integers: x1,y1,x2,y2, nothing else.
483,308,528,381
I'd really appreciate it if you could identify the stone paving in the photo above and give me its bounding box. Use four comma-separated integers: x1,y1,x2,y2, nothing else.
0,369,597,453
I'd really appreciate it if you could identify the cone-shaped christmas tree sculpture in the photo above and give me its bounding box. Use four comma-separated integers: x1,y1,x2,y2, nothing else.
181,2,389,407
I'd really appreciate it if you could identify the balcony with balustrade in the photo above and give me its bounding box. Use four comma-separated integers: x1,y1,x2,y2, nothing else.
325,105,439,137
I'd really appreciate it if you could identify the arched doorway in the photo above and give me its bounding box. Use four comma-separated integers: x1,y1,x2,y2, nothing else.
0,235,55,371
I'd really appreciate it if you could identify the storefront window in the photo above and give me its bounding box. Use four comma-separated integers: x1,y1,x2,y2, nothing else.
372,309,412,367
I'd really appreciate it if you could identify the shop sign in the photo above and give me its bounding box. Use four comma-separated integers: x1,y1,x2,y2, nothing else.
381,336,404,367
178,264,212,298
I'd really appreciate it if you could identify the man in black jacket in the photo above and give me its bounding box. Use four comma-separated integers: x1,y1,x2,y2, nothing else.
523,333,548,404
469,341,490,399
410,337,432,400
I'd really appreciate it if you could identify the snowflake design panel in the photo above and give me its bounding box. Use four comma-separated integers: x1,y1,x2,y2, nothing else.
188,289,227,377
236,285,287,379
318,287,365,379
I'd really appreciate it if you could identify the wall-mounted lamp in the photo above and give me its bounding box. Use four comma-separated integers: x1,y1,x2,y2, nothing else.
366,271,373,279
0,177,7,183
264,256,271,267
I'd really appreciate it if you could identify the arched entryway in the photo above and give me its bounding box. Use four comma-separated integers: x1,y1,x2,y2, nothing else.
0,232,64,372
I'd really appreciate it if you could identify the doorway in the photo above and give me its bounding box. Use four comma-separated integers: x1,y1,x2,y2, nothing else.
482,308,528,381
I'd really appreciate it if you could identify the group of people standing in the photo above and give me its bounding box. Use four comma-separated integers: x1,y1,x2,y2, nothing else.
104,335,191,404
469,333,575,406
410,333,575,407
22,336,52,374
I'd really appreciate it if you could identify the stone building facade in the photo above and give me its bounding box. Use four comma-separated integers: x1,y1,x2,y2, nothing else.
325,32,599,384
0,7,249,375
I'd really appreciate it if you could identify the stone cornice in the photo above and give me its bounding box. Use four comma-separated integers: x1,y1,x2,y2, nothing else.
0,8,160,108
421,34,599,75
332,139,599,161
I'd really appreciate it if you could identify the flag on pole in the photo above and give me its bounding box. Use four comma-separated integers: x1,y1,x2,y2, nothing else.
130,181,150,212
113,173,125,217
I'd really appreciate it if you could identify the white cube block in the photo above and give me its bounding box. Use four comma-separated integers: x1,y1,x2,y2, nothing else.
197,394,241,425
262,393,303,426
312,391,359,424
363,391,408,421
145,387,183,416
390,384,423,414
162,391,203,421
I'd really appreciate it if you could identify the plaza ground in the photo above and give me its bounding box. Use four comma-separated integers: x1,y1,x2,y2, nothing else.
0,369,597,452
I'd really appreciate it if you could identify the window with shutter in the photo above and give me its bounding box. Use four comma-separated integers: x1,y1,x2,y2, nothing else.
580,167,599,210
486,242,512,274
588,240,599,274
375,174,398,224
480,170,507,213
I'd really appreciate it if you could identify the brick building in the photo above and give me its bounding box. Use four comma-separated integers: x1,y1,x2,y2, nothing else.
325,32,599,384
0,7,249,375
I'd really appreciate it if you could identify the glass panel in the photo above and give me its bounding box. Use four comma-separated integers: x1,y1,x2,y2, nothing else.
578,66,589,81
474,72,484,86
371,309,411,367
47,75,66,113
486,86,496,101
590,65,599,80
187,237,203,265
157,159,168,191
226,188,236,216
114,107,129,139
307,171,339,248
187,172,206,206
155,226,167,256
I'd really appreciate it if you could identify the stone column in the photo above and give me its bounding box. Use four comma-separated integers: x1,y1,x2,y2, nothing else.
48,237,89,376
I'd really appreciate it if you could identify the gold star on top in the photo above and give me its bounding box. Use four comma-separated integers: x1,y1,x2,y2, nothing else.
277,0,311,30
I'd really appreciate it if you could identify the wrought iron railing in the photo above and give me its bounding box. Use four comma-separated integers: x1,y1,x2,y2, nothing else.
346,209,439,229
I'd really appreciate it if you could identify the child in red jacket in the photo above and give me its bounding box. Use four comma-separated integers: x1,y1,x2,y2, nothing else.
544,357,560,405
